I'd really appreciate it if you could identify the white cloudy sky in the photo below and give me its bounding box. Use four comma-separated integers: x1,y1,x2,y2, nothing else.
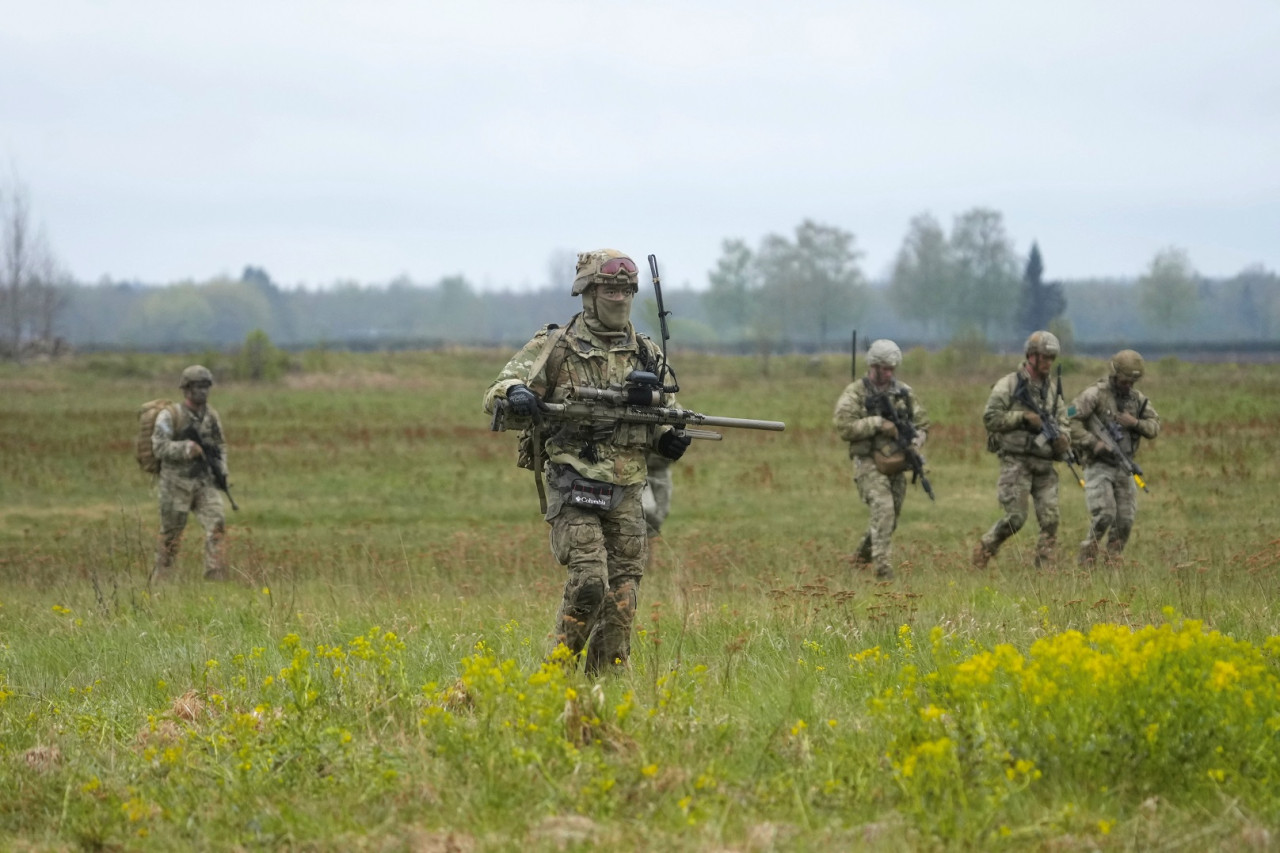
3,1,1277,290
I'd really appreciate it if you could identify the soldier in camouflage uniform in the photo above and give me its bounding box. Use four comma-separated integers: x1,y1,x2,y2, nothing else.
151,365,230,583
833,339,930,580
973,331,1072,569
483,249,692,674
1068,349,1161,565
642,451,673,540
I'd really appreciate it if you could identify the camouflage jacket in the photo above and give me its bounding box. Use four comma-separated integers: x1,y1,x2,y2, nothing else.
151,403,228,487
833,376,930,459
483,314,673,485
1068,376,1160,464
983,365,1069,460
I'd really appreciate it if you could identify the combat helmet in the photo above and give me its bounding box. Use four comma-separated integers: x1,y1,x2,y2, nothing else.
571,249,639,296
1110,349,1145,382
1024,330,1061,357
180,365,214,388
867,339,902,368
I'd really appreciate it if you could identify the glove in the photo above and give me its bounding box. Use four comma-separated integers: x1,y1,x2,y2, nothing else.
1116,412,1139,428
187,441,204,460
1023,411,1043,431
1051,435,1070,457
657,429,692,461
505,383,539,416
878,418,898,439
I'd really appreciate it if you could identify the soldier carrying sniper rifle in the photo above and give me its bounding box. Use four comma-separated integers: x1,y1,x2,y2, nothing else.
484,249,784,676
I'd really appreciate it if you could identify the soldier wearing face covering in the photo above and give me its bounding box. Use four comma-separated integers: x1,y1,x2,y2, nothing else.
483,249,692,675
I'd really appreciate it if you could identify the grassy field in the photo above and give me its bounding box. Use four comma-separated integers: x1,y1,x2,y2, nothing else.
2,347,1279,851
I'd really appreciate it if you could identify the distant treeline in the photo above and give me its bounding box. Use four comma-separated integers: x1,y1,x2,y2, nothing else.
58,264,1280,355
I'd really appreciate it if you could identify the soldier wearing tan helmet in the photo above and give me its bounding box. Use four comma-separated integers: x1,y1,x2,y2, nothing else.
1067,349,1161,565
833,339,931,580
151,365,230,583
973,331,1072,569
483,249,691,675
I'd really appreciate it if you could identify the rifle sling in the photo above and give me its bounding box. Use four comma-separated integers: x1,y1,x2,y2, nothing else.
525,322,571,514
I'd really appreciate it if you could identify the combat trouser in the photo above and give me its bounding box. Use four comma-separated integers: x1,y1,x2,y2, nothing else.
979,454,1060,567
548,483,646,675
153,478,227,583
1078,461,1138,565
852,457,907,578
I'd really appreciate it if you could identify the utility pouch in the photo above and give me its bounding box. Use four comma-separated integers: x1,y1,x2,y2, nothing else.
516,428,535,471
872,444,909,476
565,477,615,510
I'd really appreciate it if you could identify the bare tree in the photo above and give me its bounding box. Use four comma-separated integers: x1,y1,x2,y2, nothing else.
1,173,61,359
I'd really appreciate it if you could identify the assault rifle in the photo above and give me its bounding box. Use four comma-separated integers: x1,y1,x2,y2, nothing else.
177,424,239,511
864,381,934,501
1013,365,1084,488
1088,415,1150,494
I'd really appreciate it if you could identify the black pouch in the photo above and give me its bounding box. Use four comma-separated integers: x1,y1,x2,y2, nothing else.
565,478,615,510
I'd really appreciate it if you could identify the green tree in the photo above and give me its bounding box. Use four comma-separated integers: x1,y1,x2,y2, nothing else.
1230,263,1278,340
703,238,756,339
234,328,290,381
949,208,1020,337
889,212,952,336
1017,241,1067,333
755,220,866,348
123,285,215,347
1137,247,1198,338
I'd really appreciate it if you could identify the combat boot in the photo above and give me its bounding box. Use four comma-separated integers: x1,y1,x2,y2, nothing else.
971,543,994,569
1077,540,1098,568
1034,537,1057,569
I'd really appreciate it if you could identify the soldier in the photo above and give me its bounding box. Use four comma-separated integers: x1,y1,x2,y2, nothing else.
833,339,930,580
1068,349,1161,565
483,249,691,675
151,365,230,583
642,451,674,544
973,331,1072,569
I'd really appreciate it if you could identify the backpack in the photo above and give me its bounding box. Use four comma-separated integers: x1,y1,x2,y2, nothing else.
136,399,181,475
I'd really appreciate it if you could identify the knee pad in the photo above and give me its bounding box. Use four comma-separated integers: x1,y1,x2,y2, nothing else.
565,575,606,619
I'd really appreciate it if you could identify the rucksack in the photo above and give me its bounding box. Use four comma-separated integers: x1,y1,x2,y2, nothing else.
136,399,181,475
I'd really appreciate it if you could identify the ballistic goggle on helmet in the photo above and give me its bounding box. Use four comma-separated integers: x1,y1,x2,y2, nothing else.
571,249,639,296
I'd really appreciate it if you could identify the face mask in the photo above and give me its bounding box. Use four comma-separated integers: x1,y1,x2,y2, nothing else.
583,286,633,332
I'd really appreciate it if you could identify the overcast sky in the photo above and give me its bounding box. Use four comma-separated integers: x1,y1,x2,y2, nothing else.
3,1,1278,291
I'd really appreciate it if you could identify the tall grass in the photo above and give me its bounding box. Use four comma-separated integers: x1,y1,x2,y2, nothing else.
1,349,1279,850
